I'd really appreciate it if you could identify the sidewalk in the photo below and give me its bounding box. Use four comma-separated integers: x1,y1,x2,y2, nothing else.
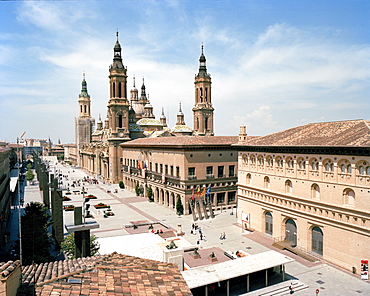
8,163,370,295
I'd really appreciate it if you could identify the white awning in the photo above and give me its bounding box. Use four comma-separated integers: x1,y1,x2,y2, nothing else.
181,250,294,289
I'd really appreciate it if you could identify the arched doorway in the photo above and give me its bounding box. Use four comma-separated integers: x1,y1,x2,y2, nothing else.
312,226,323,255
285,219,297,246
265,212,273,235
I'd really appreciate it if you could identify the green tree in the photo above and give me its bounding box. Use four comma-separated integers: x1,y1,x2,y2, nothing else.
176,196,184,215
26,163,33,170
25,169,34,183
60,233,100,259
147,186,153,201
135,183,140,196
118,181,125,189
21,202,54,265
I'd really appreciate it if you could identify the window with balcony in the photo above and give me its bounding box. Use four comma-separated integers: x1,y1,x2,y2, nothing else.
170,165,174,176
206,166,213,179
229,165,235,177
228,191,236,203
165,165,168,175
176,166,180,178
218,166,224,178
188,167,196,180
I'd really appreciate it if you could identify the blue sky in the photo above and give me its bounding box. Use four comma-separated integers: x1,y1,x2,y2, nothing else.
1,0,369,144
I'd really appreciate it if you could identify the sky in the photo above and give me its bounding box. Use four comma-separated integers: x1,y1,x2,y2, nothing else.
0,0,369,144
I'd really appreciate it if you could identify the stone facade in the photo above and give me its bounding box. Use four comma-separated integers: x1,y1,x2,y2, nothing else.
120,136,238,218
235,120,370,272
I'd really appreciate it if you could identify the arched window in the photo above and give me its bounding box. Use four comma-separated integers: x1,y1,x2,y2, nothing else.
250,155,256,164
310,158,319,171
311,183,320,199
242,154,248,164
266,156,273,167
359,166,365,175
264,176,270,189
265,212,273,235
246,173,251,185
343,188,355,206
367,167,370,176
312,226,323,255
347,165,352,174
285,180,292,193
286,157,293,169
118,115,123,128
112,82,116,97
258,155,264,166
118,82,122,98
276,157,283,168
298,158,306,169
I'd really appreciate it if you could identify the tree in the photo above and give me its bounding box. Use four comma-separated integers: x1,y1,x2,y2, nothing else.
176,196,184,215
25,169,34,183
135,183,140,196
21,202,54,265
60,233,100,259
147,186,153,201
118,181,125,189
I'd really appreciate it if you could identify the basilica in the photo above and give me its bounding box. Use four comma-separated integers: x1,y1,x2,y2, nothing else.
76,32,239,218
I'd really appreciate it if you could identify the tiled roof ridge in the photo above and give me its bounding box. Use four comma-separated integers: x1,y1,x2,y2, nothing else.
0,260,20,278
22,254,106,285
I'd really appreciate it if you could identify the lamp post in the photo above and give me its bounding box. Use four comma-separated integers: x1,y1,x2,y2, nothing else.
17,131,26,265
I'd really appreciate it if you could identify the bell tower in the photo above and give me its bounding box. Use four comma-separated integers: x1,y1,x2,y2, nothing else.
107,31,130,139
75,73,95,166
192,45,214,136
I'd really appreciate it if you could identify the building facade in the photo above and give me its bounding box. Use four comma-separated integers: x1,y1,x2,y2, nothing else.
120,136,238,218
235,120,370,272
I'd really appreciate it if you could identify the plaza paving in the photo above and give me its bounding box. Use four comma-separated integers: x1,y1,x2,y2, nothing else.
9,163,370,295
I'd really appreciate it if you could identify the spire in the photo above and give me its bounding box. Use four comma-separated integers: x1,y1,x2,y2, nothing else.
176,102,185,125
198,43,208,76
80,72,89,97
160,107,167,127
111,30,123,68
140,77,147,102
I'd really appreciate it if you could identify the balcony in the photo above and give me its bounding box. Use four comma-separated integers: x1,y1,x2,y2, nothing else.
206,174,214,179
188,175,197,180
217,174,226,178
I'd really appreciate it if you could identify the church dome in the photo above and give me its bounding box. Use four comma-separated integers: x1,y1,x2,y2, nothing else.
171,125,193,133
137,118,162,126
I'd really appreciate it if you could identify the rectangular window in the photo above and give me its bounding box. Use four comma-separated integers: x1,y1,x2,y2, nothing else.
218,166,224,178
176,166,180,178
228,191,236,203
188,167,196,180
165,165,168,175
229,165,235,177
149,162,152,171
155,163,158,172
160,164,163,173
170,166,174,176
217,192,225,204
206,166,214,179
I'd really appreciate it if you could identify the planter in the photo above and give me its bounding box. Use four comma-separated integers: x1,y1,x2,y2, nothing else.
94,204,109,209
64,205,75,211
86,195,97,199
62,197,71,201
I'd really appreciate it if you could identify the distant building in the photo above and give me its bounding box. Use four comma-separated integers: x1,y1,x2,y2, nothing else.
235,120,370,272
0,147,12,249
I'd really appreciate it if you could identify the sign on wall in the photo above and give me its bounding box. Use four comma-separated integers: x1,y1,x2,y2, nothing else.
361,259,368,280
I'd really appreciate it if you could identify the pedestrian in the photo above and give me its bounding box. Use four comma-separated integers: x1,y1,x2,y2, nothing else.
200,233,203,240
289,283,294,294
220,233,223,240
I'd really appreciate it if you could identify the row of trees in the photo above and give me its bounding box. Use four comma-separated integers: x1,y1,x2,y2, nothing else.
134,183,184,215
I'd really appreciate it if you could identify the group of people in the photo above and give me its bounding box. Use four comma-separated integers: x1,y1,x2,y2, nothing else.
151,229,164,234
219,232,226,240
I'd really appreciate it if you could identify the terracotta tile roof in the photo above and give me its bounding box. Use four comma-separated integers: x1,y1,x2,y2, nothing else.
0,260,20,277
244,119,370,147
21,253,192,296
120,136,239,147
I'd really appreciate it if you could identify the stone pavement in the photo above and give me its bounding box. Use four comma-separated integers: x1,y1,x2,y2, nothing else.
9,163,370,295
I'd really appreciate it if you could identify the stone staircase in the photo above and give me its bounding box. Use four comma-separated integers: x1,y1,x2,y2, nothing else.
272,240,319,262
241,280,309,296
